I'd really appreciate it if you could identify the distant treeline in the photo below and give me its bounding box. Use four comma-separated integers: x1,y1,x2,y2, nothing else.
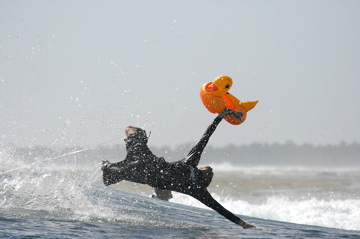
6,141,360,167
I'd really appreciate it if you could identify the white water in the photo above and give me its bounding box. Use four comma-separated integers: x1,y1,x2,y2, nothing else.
1,148,359,231
171,193,360,231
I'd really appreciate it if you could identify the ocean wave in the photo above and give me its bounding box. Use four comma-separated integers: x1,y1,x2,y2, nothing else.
171,192,360,231
1,149,359,232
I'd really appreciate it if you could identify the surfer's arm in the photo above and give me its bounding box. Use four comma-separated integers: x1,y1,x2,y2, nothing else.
205,115,223,137
182,114,226,167
102,161,127,186
200,109,231,140
186,114,224,155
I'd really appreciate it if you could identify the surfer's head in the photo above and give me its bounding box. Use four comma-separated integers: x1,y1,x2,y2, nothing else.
124,126,149,152
125,126,140,137
125,126,148,140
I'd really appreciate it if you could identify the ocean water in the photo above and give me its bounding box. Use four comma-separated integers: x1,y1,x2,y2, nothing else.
1,146,360,238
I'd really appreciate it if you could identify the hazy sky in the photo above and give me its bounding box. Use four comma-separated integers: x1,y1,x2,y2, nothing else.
1,0,359,148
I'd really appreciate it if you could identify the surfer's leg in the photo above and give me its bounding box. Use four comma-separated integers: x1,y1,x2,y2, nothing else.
190,189,255,229
191,189,240,224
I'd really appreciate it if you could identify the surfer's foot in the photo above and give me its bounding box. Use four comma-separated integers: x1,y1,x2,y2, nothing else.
237,220,256,229
101,160,110,171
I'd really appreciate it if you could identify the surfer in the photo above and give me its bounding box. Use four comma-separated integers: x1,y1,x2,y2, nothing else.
101,109,255,229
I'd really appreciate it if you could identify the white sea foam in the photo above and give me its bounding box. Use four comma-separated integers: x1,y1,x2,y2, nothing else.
0,153,117,223
1,148,359,232
171,163,360,231
171,191,360,231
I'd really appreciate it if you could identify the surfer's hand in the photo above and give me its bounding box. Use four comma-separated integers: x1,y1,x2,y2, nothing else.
237,220,256,229
226,108,242,120
219,108,231,118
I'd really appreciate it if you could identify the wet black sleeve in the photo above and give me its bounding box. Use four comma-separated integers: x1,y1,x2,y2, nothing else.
190,188,240,224
102,163,125,186
102,161,137,186
199,116,223,145
183,116,223,167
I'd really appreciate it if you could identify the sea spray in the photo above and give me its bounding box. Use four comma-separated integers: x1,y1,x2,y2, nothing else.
1,146,360,232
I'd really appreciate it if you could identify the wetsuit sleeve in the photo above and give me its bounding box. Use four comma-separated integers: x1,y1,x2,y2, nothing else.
102,162,128,186
183,116,223,167
202,116,223,140
190,188,241,224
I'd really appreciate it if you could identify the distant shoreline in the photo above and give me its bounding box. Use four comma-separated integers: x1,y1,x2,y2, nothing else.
2,141,359,167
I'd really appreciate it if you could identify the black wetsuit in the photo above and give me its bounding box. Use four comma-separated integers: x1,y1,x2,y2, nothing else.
103,116,242,225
